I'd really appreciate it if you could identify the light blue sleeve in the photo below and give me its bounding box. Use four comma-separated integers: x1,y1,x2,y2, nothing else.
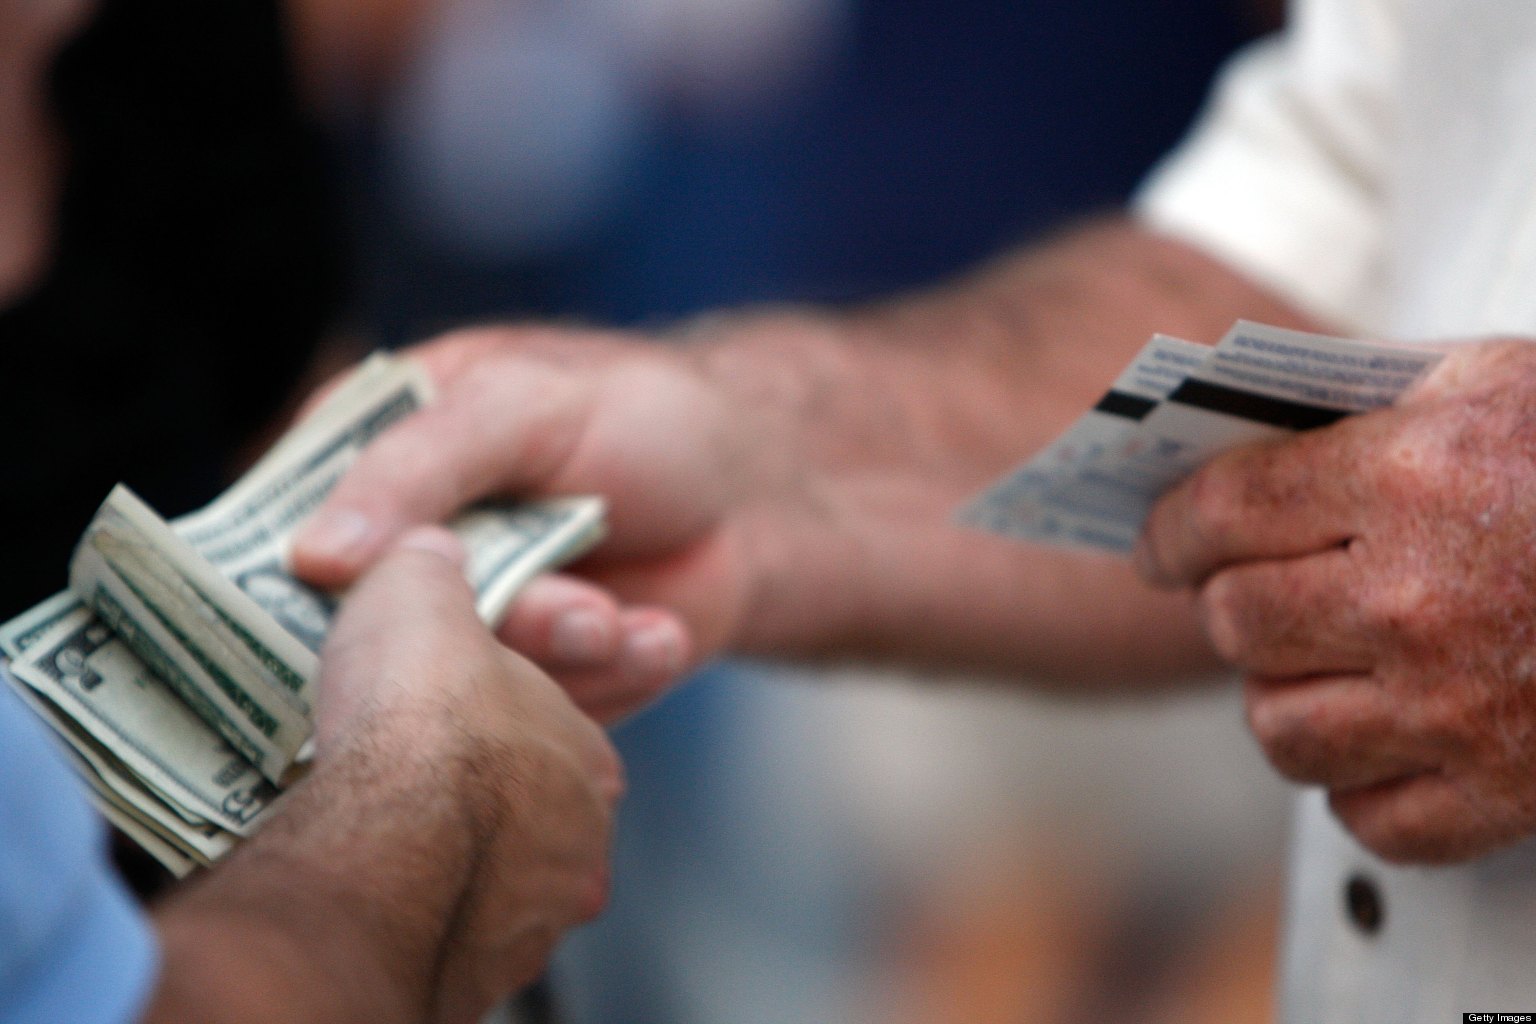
0,677,160,1024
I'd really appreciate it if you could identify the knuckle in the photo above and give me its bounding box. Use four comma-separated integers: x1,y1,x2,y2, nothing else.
1328,774,1503,865
1198,573,1257,667
420,326,514,368
364,423,443,497
576,871,611,922
1339,815,1419,864
1409,688,1469,748
1330,789,1445,865
1355,572,1436,639
1244,688,1310,777
1445,340,1503,397
1371,426,1444,502
1245,686,1369,785
599,750,627,804
1182,461,1245,550
583,726,625,804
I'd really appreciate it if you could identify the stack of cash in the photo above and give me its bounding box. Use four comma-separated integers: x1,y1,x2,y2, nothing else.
965,321,1445,552
0,354,605,876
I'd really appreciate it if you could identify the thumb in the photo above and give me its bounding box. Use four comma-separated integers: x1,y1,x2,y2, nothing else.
314,526,474,745
291,358,591,589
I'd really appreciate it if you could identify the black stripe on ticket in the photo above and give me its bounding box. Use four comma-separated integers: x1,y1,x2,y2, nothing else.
1093,390,1158,420
1167,379,1347,431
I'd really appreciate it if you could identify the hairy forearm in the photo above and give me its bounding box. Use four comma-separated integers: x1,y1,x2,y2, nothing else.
697,217,1320,685
143,715,485,1024
845,217,1321,474
145,898,417,1024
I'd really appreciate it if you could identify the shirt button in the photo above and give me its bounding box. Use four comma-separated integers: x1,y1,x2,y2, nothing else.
1344,873,1384,935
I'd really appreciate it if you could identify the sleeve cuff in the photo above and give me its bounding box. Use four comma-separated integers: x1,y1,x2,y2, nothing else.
1133,38,1387,333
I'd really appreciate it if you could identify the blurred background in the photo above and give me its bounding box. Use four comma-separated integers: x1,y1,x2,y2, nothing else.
6,0,1295,1021
314,2,1294,1022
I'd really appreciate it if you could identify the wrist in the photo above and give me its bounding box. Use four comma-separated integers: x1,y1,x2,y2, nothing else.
677,306,956,658
149,886,421,1024
150,709,494,1024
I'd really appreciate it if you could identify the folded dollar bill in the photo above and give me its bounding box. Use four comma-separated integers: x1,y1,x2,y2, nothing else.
964,321,1445,552
1,352,606,875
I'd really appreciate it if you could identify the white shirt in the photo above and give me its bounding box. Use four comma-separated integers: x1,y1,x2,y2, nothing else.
1141,0,1536,341
1136,0,1536,1013
1280,792,1536,1021
1137,1,1536,1019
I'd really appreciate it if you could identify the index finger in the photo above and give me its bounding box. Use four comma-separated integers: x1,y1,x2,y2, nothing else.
292,355,595,587
1134,413,1382,587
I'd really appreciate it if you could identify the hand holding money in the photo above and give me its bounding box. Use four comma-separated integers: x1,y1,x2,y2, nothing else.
2,351,608,873
309,527,620,998
1134,338,1536,864
147,528,619,1022
293,328,713,722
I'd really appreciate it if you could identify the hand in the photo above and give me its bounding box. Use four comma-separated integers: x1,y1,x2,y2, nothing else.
148,527,621,1024
1136,339,1536,864
292,326,750,721
316,527,622,1016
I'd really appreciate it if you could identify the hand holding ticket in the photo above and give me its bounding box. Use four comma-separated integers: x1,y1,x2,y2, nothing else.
963,321,1444,551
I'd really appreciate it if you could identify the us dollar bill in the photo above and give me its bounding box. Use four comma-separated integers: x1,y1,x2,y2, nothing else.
30,682,238,870
72,485,317,783
0,590,87,659
3,617,280,837
72,481,607,783
3,351,606,872
173,350,605,653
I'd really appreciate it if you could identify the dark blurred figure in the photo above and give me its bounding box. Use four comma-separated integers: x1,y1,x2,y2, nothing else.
0,0,342,618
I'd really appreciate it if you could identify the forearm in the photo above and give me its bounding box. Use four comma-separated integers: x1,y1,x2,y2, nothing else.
746,514,1225,687
698,217,1319,684
143,715,484,1024
146,893,417,1024
804,214,1320,485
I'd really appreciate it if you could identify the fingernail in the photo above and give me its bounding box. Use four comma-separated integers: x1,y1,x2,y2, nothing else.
622,620,686,681
298,508,376,563
398,526,465,566
550,608,615,664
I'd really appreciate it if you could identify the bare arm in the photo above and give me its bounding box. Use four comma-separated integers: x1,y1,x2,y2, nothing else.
702,218,1321,678
291,219,1317,713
